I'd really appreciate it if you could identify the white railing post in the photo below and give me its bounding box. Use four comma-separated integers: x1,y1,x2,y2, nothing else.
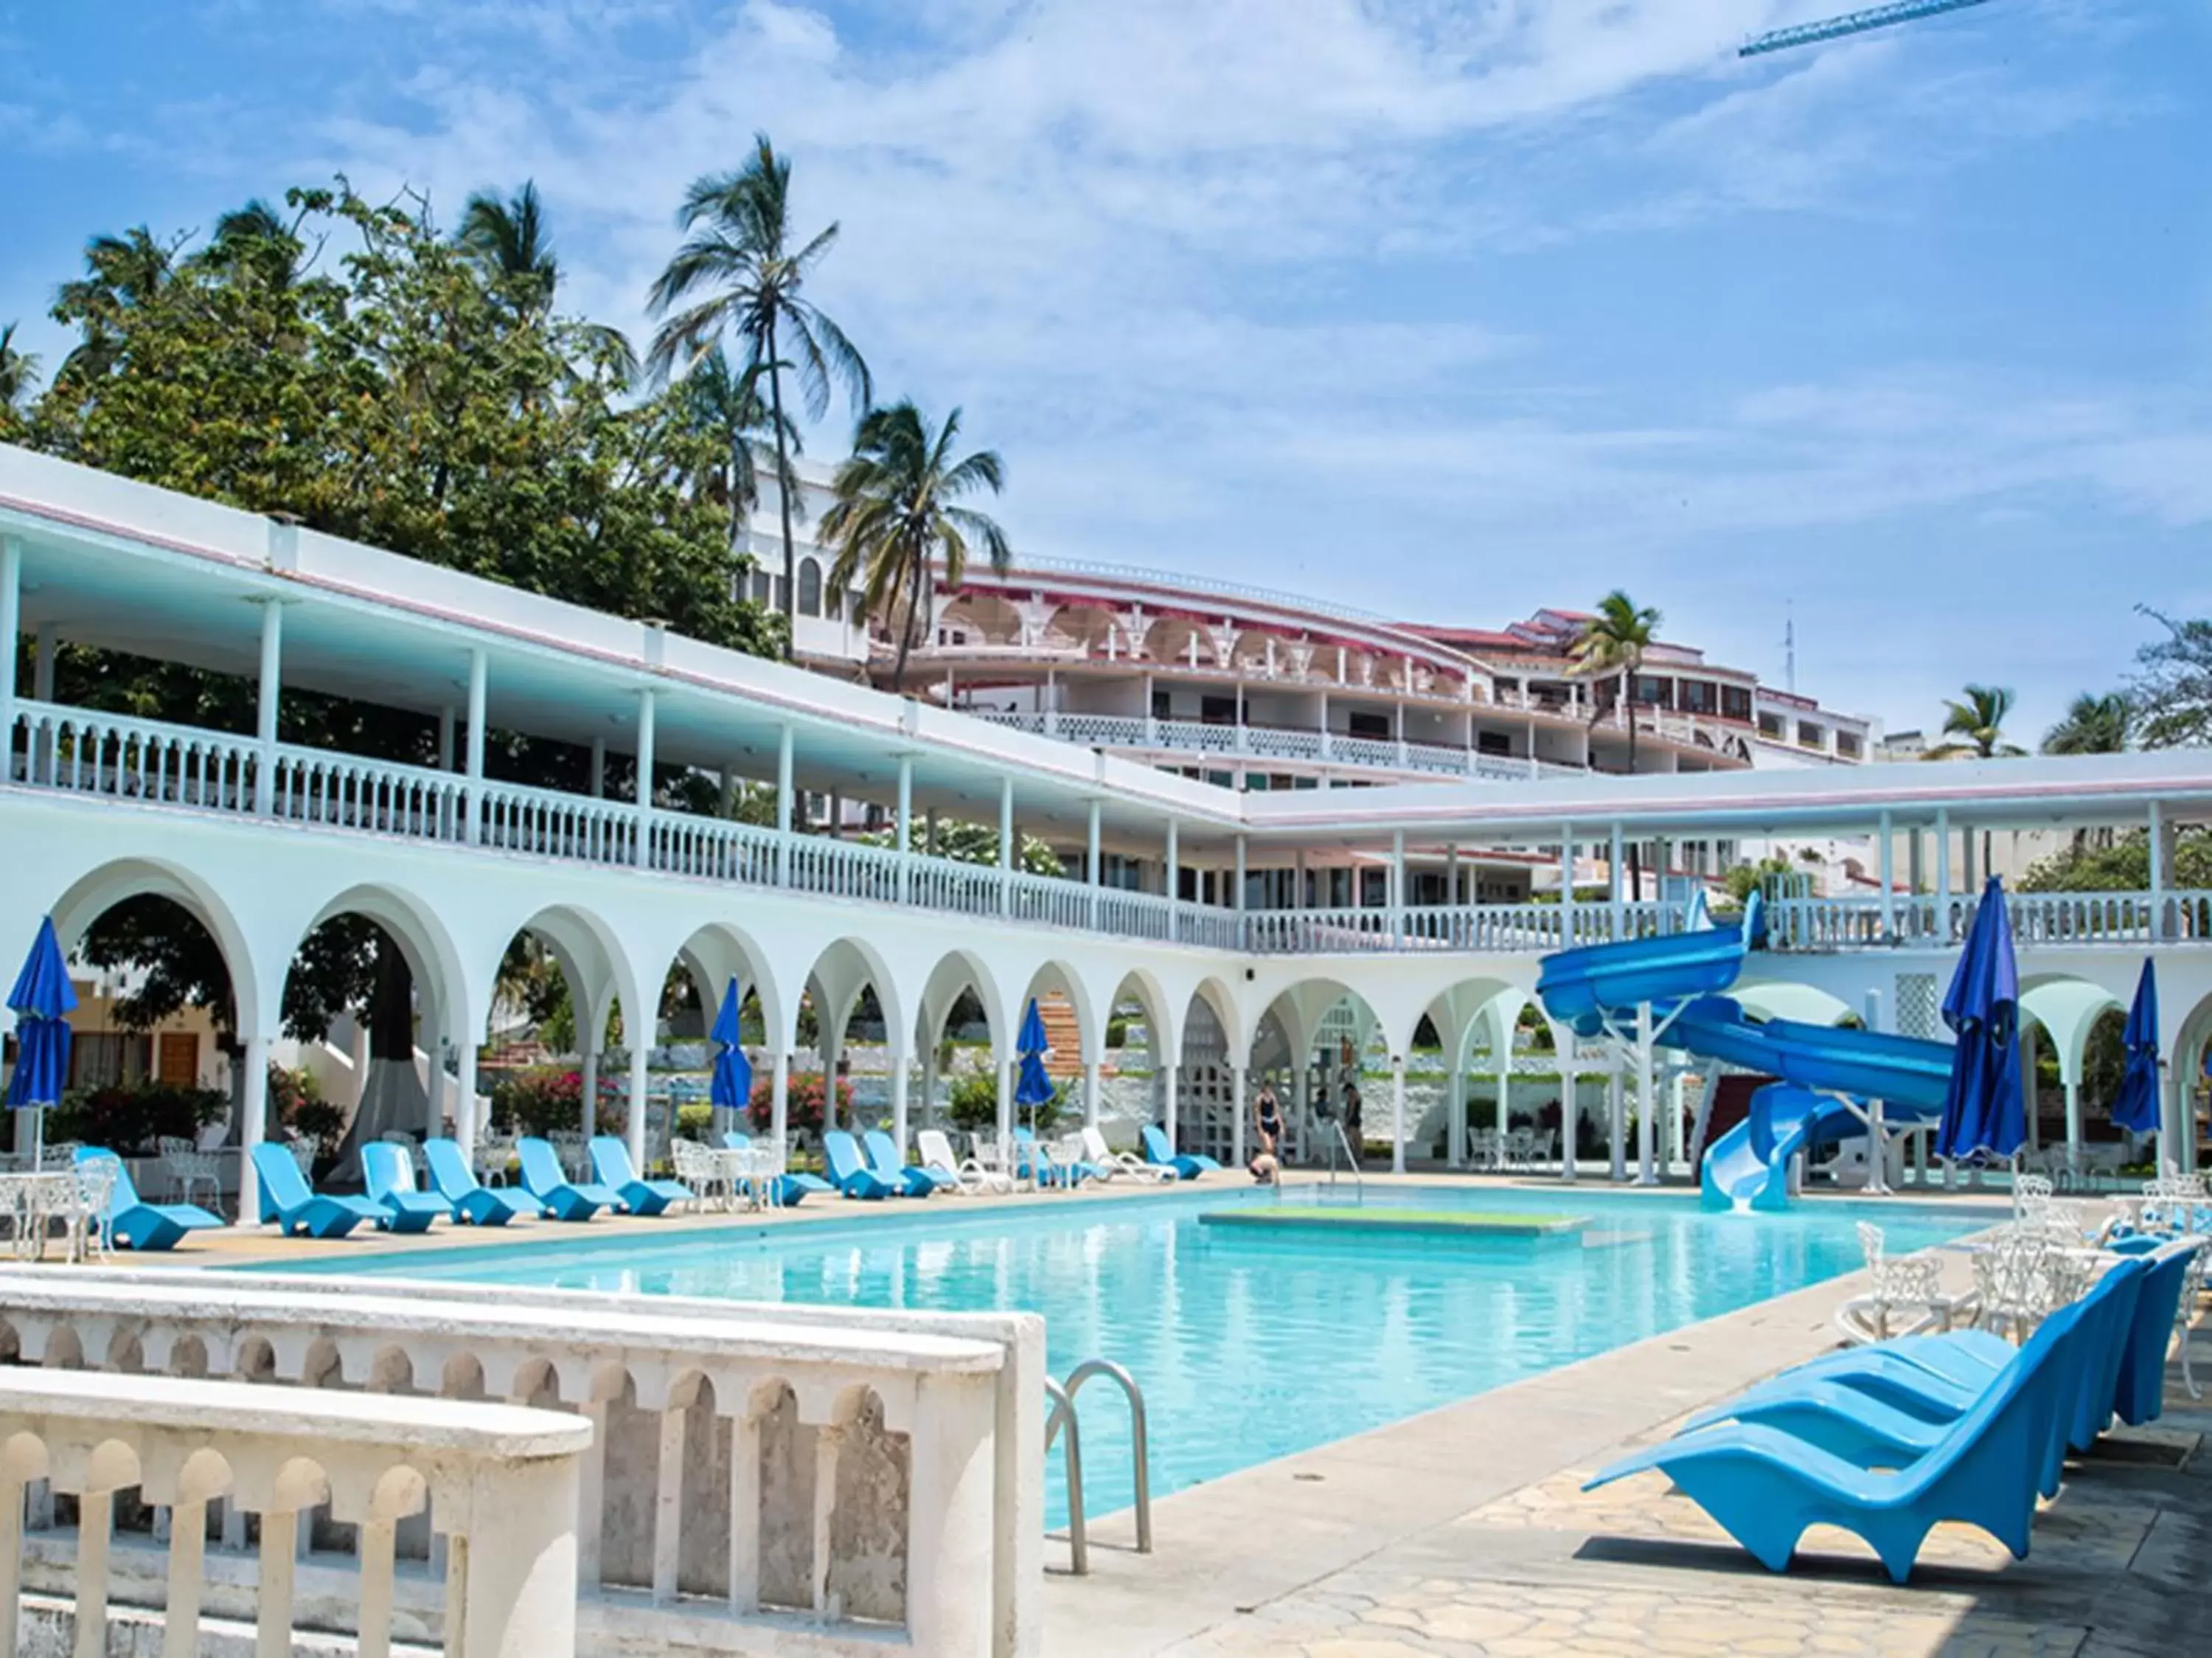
1086,799,1102,931
897,753,914,905
1877,808,1895,940
2149,800,2167,941
1165,818,1179,943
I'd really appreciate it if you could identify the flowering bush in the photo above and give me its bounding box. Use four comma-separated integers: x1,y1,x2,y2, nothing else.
488,1066,622,1137
48,1081,227,1156
747,1072,850,1137
266,1064,346,1148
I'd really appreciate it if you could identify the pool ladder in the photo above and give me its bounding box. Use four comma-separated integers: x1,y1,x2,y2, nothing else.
1043,1358,1152,1575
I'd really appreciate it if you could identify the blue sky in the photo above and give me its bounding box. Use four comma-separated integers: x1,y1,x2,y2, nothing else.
4,1,2208,740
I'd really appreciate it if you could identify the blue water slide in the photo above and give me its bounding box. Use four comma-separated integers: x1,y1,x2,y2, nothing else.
1532,889,1952,1211
1534,892,1762,1039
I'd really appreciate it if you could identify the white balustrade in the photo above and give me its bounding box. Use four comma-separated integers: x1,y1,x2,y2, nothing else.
0,1267,1032,1658
9,701,260,816
273,748,470,843
910,856,1003,917
1242,726,1324,763
479,780,638,867
786,836,903,906
650,814,779,886
1152,718,1237,755
1326,733,1399,769
1006,869,1091,931
0,1363,585,1658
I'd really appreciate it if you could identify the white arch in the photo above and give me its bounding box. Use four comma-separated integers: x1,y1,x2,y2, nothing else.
44,856,269,1043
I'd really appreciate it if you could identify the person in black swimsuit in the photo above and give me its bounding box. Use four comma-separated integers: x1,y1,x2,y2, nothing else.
1253,1083,1284,1158
1341,1081,1363,1167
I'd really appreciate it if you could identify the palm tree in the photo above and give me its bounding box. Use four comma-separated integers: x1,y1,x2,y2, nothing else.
2041,691,2130,756
55,226,176,384
0,323,38,413
1924,684,2025,760
818,401,1009,693
645,133,871,659
1570,592,1663,773
204,198,305,289
681,346,801,569
459,181,558,309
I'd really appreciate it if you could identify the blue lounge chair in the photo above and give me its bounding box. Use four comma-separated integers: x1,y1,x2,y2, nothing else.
517,1137,617,1222
588,1135,692,1216
359,1143,448,1234
822,1131,900,1201
2114,1238,2202,1426
251,1143,382,1240
423,1138,541,1224
1587,1291,2098,1582
1676,1258,2148,1499
864,1129,946,1195
722,1130,832,1205
1141,1124,1219,1181
74,1148,223,1252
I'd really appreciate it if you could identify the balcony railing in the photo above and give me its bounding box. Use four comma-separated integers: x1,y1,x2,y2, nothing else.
973,710,1571,782
9,699,2209,959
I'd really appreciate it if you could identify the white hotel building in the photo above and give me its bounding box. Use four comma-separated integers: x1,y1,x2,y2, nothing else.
5,442,2212,1657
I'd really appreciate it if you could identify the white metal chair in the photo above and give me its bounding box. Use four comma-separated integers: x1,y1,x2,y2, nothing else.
70,1156,117,1262
670,1138,728,1210
157,1135,223,1210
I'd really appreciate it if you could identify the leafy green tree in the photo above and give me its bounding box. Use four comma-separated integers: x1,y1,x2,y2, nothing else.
22,181,782,1076
2019,827,2212,892
2041,691,2130,755
2129,608,2212,749
1924,684,2025,759
859,816,1065,876
647,133,871,659
819,401,1009,692
0,322,40,414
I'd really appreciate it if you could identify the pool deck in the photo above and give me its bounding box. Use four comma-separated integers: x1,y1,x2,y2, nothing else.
117,1168,2202,1656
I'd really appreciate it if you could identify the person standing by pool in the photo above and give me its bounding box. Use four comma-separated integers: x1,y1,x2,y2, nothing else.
1342,1080,1363,1168
1253,1081,1284,1161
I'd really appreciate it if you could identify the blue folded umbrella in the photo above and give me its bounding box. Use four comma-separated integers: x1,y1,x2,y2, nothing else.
7,917,78,1167
1935,877,2024,1164
710,979,752,1127
2111,959,2161,1137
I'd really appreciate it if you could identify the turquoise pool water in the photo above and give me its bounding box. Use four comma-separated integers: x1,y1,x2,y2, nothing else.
267,1186,1975,1525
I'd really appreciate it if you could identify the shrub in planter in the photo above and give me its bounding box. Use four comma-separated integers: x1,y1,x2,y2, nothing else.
266,1065,347,1149
46,1081,229,1157
488,1067,621,1137
747,1072,850,1138
945,1071,1068,1134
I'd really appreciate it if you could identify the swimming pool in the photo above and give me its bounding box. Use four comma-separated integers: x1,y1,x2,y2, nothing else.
274,1185,1977,1526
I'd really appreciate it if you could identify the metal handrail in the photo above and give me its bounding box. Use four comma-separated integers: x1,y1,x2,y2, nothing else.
1063,1359,1152,1554
1043,1377,1088,1575
1327,1120,1366,1207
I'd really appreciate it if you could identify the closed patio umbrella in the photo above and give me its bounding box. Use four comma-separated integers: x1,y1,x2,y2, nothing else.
1015,998,1054,1130
6,916,78,1170
1934,876,2024,1165
2110,958,2161,1140
709,979,752,1136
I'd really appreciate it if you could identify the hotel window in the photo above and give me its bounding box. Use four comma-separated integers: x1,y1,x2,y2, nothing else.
1201,695,1237,726
1797,721,1824,749
1836,731,1861,758
1722,686,1753,721
1758,712,1784,738
1476,731,1512,756
797,558,823,617
1348,712,1390,740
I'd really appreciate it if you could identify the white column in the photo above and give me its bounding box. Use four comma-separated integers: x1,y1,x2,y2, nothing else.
2064,1073,2082,1178
1390,1054,1407,1174
889,1040,911,1155
1634,1001,1657,1186
1495,1053,1510,1142
1231,1064,1248,1170
775,724,795,887
921,1038,940,1131
462,645,487,843
1934,808,1952,940
1446,844,1460,906
995,1052,1015,1148
770,1050,790,1145
1559,823,1576,946
633,688,656,870
1084,1060,1102,1130
1447,1064,1465,1168
580,1047,600,1140
821,1019,845,1134
895,752,914,903
453,1036,479,1160
1086,799,1102,929
1234,835,1248,913
1607,1065,1626,1183
2149,801,2167,940
254,600,283,816
1165,818,1179,940
1608,819,1625,935
627,1033,650,1172
237,1035,270,1224
0,536,19,745
998,775,1015,917
1162,1062,1180,1151
1389,829,1405,945
1877,809,1895,940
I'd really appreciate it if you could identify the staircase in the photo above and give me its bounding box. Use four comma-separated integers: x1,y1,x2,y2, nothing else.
1034,992,1085,1078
